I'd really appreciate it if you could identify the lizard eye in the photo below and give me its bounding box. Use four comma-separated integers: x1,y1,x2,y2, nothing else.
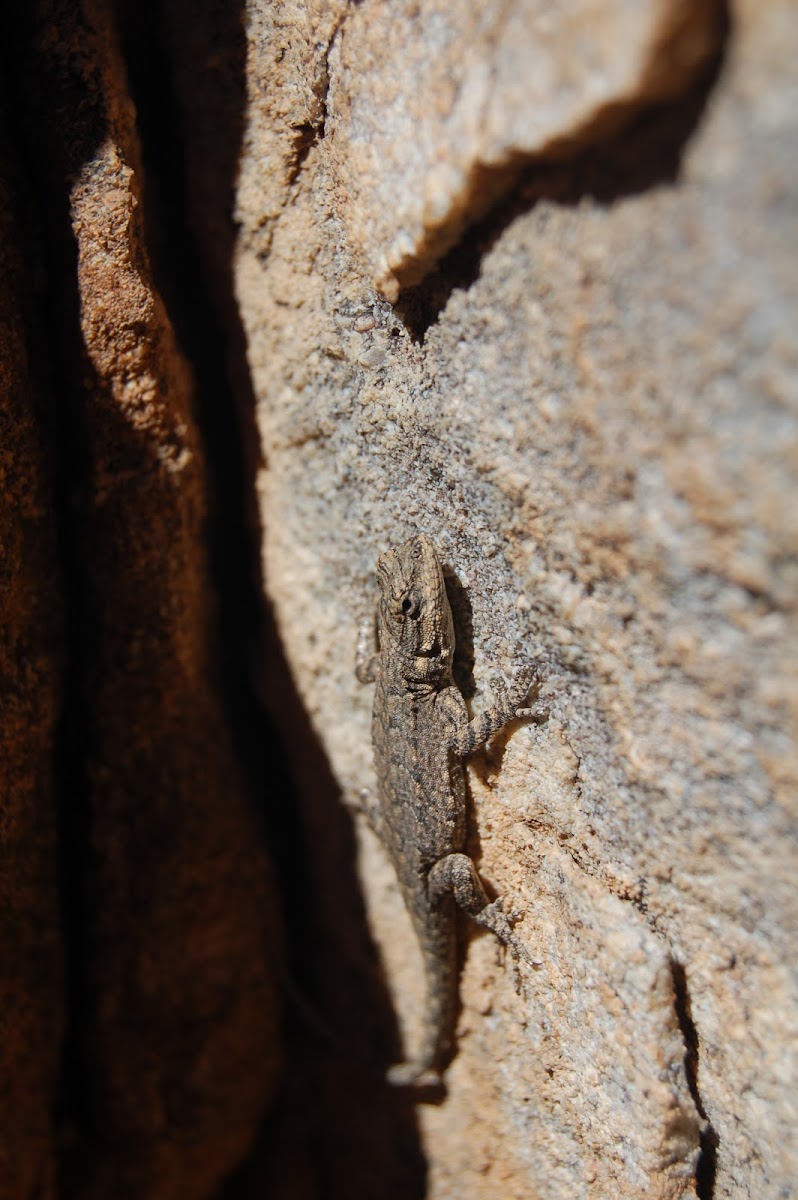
400,591,421,618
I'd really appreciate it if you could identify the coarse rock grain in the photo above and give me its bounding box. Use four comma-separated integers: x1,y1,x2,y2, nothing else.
232,0,798,1196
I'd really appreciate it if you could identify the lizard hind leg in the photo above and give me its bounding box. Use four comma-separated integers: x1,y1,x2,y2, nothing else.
428,853,540,967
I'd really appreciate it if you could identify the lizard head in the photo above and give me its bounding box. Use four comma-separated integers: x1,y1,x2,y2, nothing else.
375,533,455,682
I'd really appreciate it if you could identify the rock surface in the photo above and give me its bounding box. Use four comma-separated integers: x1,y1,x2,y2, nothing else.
234,0,797,1196
2,2,283,1197
1,0,795,1197
327,0,724,298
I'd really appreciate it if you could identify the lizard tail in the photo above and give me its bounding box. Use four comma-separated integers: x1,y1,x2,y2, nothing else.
387,907,457,1086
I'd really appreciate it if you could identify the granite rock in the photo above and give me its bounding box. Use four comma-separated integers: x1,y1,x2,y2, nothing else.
235,0,797,1195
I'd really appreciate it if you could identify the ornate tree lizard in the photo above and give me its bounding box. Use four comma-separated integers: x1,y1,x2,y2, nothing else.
356,533,542,1087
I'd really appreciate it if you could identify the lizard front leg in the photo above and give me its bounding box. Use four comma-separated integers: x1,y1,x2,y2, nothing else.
447,663,541,756
355,606,379,684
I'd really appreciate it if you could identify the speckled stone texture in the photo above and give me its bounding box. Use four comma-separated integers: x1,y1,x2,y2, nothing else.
326,0,723,298
233,0,797,1196
1,0,795,1197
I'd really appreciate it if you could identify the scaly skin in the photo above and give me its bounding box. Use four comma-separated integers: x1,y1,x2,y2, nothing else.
357,534,541,1086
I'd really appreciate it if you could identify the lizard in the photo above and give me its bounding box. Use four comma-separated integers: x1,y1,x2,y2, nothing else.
356,532,542,1087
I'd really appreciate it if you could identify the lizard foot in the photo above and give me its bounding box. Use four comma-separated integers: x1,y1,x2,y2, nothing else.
477,898,543,968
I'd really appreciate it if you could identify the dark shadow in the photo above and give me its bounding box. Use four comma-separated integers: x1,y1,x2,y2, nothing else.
442,563,476,701
1,3,119,1187
671,960,719,1200
398,0,731,341
219,613,427,1198
117,1,426,1196
3,0,424,1194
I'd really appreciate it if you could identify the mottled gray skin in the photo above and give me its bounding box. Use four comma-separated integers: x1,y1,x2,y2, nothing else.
357,534,539,1086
